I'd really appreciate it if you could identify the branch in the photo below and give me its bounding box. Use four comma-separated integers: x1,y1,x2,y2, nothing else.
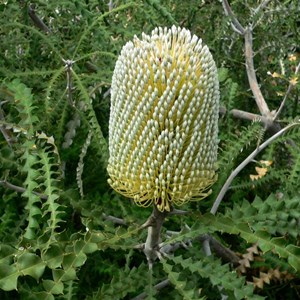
107,0,114,11
250,0,273,30
102,213,127,225
143,207,168,268
0,180,48,200
222,0,245,35
231,109,281,134
220,106,267,123
162,230,240,266
197,235,240,267
244,27,271,118
202,238,212,256
28,4,51,33
199,236,228,299
131,279,170,300
231,109,265,122
0,104,15,146
221,2,273,121
252,0,272,18
210,122,300,215
65,60,76,106
168,208,188,216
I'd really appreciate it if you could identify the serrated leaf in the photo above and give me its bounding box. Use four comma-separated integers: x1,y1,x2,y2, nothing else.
25,291,55,300
17,253,46,281
0,264,19,291
144,269,158,300
42,245,64,269
75,240,98,254
52,268,77,282
0,244,16,264
90,263,149,300
161,220,212,247
200,212,300,272
165,255,260,300
62,252,87,269
286,245,300,271
42,279,64,295
162,259,205,300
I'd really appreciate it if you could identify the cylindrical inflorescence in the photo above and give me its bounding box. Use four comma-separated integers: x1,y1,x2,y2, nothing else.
107,26,219,212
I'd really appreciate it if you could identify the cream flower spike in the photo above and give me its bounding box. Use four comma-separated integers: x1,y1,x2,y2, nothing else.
107,26,219,212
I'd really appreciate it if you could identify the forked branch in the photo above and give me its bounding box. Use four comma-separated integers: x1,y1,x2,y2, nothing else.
222,1,273,124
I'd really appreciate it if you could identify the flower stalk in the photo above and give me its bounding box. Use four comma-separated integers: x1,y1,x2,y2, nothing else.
143,207,168,268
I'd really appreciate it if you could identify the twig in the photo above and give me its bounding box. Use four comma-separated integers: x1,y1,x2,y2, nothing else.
161,230,240,266
131,279,170,300
222,0,245,35
251,0,272,29
273,61,300,121
0,180,48,200
197,235,240,267
28,4,51,33
0,104,15,146
252,0,273,18
210,122,300,215
107,0,114,11
102,213,127,225
231,109,265,122
201,237,228,298
63,59,75,106
230,109,281,134
202,238,212,256
168,208,188,216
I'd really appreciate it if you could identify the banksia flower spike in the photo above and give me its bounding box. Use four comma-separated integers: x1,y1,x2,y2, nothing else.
108,26,219,212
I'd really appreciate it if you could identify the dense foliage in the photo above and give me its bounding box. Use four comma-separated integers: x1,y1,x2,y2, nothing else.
0,1,299,299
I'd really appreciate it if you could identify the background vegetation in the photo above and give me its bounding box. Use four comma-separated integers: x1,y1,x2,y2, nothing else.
0,0,299,299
